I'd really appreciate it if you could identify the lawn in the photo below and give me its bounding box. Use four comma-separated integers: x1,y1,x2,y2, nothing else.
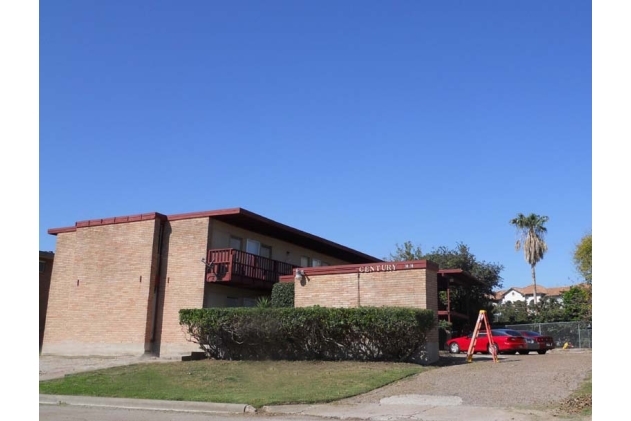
39,359,427,408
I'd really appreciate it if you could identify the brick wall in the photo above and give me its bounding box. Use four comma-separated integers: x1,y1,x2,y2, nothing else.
156,217,210,358
42,219,159,356
293,262,440,363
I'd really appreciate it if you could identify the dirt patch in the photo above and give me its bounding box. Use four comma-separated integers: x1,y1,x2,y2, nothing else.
39,354,174,381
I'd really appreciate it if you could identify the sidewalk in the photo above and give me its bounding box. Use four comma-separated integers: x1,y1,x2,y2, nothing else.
40,394,256,414
40,393,569,421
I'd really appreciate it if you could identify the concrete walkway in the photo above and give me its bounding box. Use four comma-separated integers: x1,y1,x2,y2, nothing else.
40,393,576,421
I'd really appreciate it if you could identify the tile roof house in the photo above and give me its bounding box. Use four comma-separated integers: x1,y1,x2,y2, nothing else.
493,284,583,305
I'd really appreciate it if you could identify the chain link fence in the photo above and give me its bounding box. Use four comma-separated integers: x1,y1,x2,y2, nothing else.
505,321,592,349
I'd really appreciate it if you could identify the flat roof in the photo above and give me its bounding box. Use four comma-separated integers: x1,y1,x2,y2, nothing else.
48,207,382,264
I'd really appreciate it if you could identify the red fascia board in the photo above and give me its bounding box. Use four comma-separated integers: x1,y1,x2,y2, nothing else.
168,207,381,264
166,207,242,221
45,207,380,264
48,226,76,235
76,212,165,227
49,212,167,234
233,208,382,263
278,260,438,282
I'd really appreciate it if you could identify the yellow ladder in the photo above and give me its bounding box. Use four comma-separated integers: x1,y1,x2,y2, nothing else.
466,310,499,363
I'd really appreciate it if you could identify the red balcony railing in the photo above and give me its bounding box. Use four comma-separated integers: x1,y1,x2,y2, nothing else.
205,248,297,289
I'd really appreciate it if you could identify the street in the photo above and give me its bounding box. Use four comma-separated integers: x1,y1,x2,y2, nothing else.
40,405,324,421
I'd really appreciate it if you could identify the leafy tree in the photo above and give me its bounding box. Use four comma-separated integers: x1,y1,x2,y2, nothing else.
509,213,550,307
573,233,592,284
389,241,504,331
493,301,531,324
533,297,566,323
562,285,591,322
387,241,423,261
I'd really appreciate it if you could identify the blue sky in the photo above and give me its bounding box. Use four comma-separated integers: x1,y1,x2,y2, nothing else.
39,1,592,289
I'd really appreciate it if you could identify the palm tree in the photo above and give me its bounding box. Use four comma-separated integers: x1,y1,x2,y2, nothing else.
509,213,549,308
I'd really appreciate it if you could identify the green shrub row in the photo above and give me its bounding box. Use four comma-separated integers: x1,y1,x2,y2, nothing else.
179,306,436,363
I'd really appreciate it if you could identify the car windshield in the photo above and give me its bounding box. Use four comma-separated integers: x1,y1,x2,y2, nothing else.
490,329,522,337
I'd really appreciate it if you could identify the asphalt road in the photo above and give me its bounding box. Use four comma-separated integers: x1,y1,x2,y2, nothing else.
40,405,324,421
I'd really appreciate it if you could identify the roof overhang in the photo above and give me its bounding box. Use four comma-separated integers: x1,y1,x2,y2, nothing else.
48,207,382,265
202,208,382,264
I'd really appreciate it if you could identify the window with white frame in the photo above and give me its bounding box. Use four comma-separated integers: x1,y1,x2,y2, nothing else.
246,239,261,255
300,256,310,267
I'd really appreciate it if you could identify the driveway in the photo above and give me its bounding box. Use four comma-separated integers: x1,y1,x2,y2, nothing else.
40,349,592,420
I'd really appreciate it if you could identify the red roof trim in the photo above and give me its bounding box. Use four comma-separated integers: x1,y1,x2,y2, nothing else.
279,260,438,282
47,226,76,235
46,207,381,263
49,212,166,234
166,208,242,221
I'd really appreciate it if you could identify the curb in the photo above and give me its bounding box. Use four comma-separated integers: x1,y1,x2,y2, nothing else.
39,394,256,414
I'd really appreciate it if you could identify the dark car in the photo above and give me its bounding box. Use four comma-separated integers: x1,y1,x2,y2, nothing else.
446,329,527,355
516,330,555,354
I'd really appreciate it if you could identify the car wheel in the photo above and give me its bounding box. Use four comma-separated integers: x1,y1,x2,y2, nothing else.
487,343,499,355
537,350,547,355
449,343,460,354
518,351,529,355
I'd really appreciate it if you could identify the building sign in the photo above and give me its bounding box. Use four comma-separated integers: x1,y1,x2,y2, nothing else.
358,264,397,273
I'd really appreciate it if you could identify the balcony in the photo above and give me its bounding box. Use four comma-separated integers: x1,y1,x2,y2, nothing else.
205,248,298,290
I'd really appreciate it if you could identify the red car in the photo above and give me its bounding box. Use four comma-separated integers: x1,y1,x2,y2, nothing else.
446,329,527,355
516,330,555,355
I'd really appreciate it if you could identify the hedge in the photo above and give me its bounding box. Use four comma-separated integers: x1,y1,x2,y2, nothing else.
180,306,436,363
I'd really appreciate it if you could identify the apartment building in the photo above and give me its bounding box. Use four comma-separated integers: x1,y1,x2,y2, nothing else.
42,207,380,358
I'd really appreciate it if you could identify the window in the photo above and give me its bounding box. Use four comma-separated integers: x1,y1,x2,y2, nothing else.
260,245,272,259
300,256,310,267
246,239,260,255
226,297,239,307
312,259,322,267
39,260,46,273
229,236,242,250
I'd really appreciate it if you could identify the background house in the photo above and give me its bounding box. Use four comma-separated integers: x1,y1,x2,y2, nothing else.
493,284,574,305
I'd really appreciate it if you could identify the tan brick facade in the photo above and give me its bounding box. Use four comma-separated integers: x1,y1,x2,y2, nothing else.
156,217,210,357
42,219,160,356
